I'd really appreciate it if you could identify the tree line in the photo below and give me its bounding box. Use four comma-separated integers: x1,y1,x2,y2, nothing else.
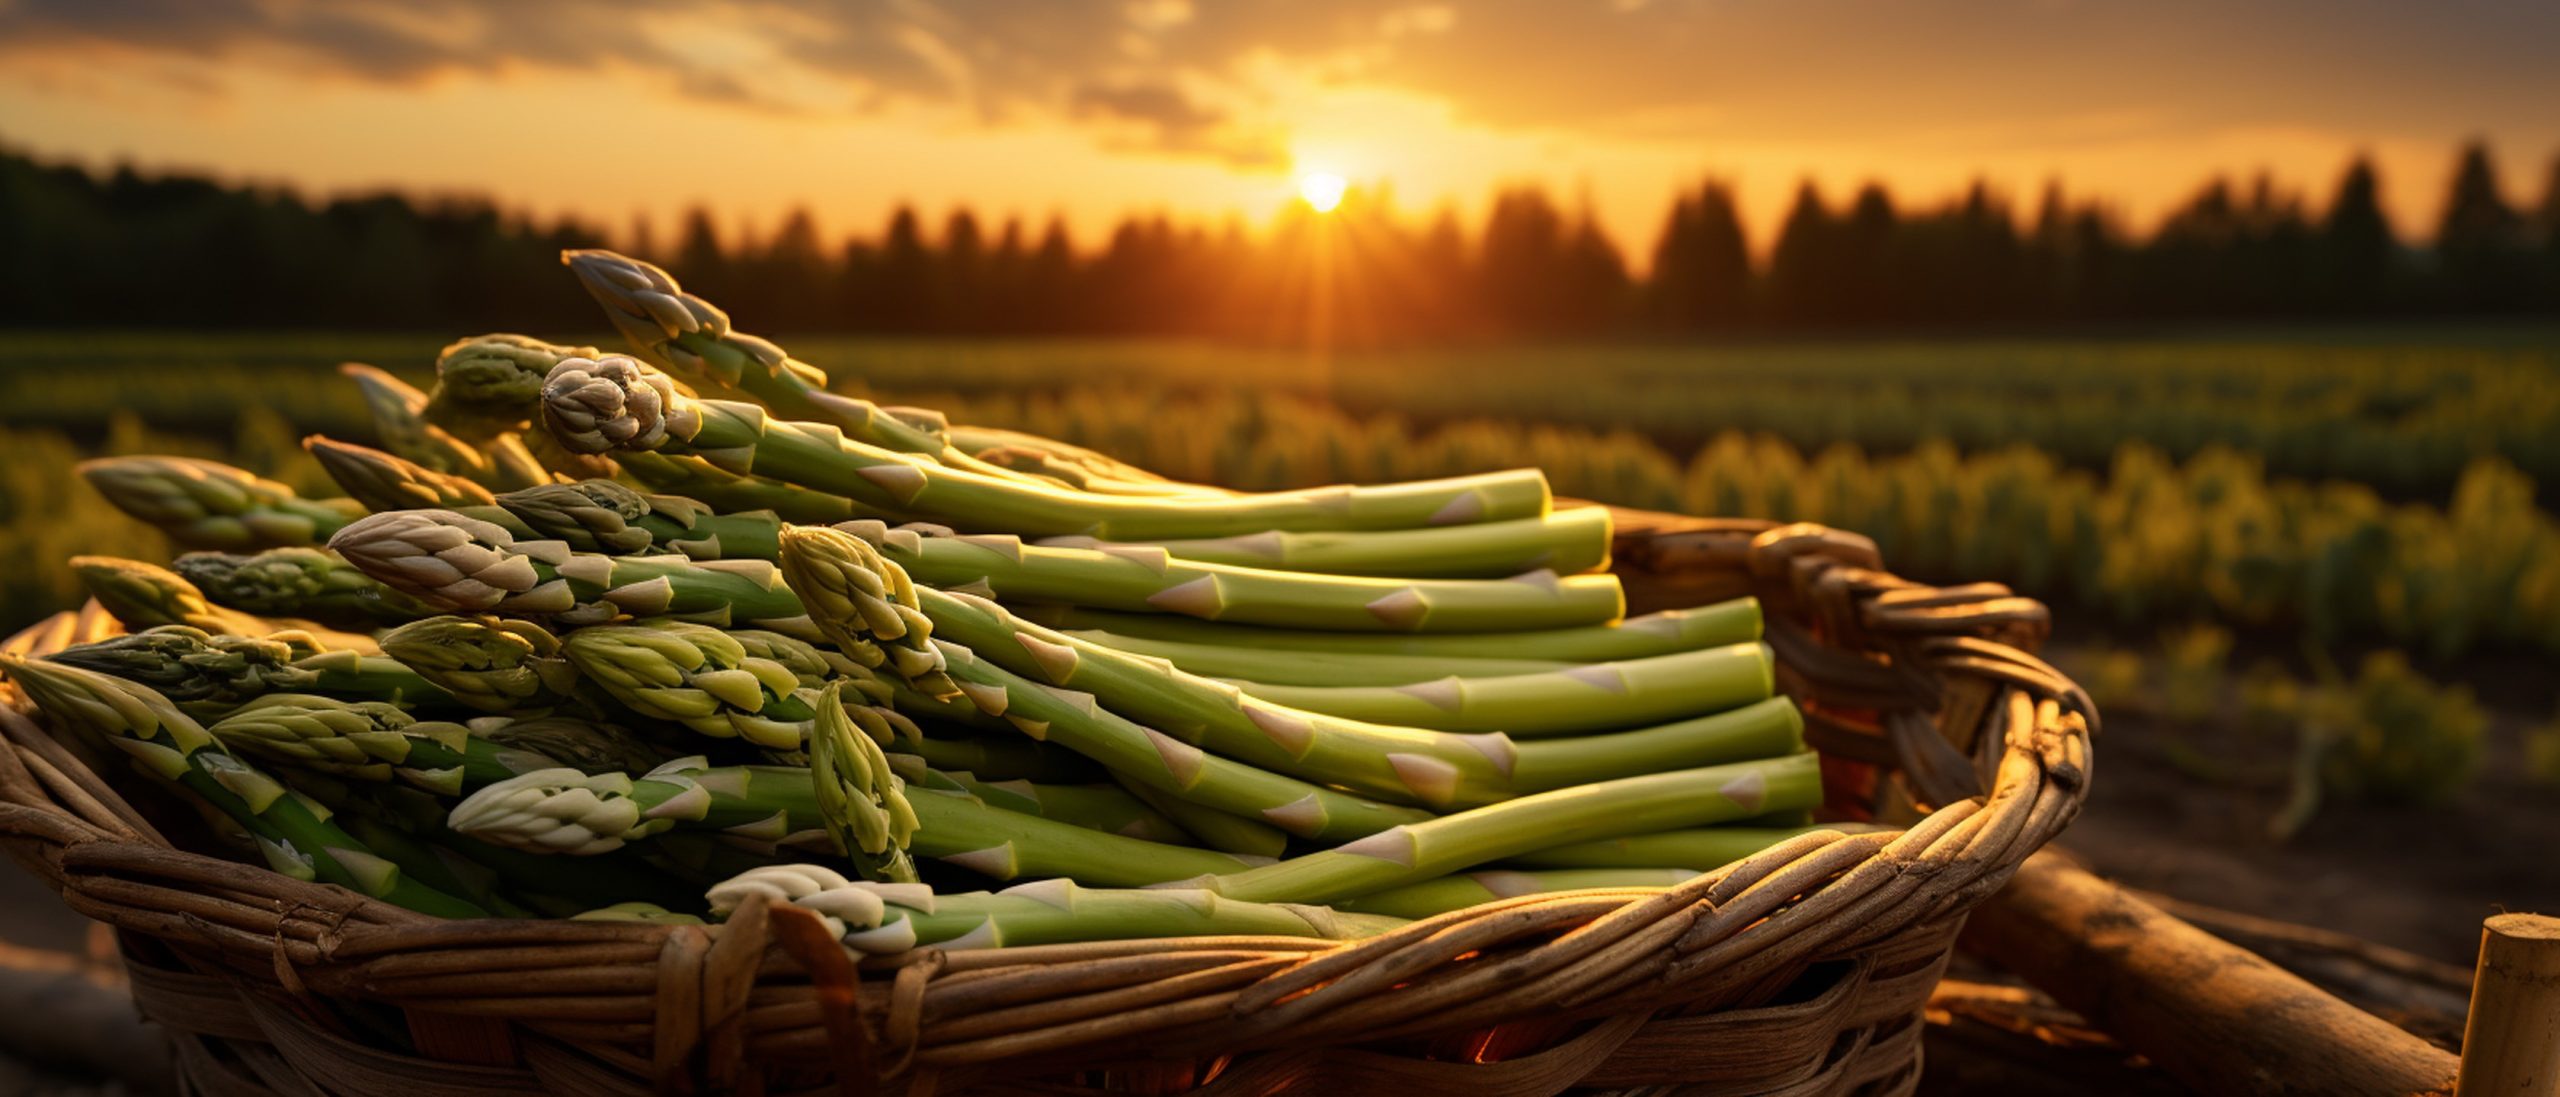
3,140,2557,339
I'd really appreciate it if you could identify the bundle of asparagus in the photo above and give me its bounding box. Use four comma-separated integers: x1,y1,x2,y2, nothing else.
11,249,1831,953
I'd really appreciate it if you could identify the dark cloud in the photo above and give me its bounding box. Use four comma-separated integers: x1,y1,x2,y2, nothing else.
1070,79,1284,168
8,0,2560,165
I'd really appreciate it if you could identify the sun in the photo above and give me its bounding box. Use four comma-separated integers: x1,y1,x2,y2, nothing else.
1298,172,1348,213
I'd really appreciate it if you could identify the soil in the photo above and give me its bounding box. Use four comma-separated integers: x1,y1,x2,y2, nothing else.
2046,655,2560,968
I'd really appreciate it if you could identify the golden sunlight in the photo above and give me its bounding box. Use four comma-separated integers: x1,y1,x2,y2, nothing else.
1298,171,1348,213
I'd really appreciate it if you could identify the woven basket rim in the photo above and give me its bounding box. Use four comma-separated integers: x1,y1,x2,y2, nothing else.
0,509,2094,1090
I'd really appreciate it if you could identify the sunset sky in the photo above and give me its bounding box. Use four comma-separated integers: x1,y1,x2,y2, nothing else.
4,0,2558,256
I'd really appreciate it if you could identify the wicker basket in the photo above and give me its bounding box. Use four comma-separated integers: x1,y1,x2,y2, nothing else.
0,511,2093,1096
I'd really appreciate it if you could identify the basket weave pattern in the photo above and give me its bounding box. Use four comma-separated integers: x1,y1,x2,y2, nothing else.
0,513,2093,1096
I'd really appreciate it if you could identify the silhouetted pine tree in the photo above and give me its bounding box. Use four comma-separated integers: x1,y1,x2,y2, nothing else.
1642,181,1751,334
1765,182,1842,325
876,206,933,333
2319,157,2399,315
2437,142,2533,312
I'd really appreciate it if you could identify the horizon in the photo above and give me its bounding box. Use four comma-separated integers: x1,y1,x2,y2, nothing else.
5,1,2560,258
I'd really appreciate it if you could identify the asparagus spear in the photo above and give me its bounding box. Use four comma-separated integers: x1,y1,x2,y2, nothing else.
328,509,818,637
1039,507,1613,579
840,520,1622,633
497,479,781,559
1023,597,1764,664
560,619,909,751
907,584,1802,806
424,334,603,438
0,655,486,917
204,694,575,794
448,759,1259,885
173,547,436,627
1052,630,1573,687
615,451,872,523
1225,644,1774,736
1333,868,1700,918
541,355,1552,539
1113,778,1290,858
922,769,1193,845
305,435,497,511
313,774,700,915
708,866,1397,954
69,556,381,652
425,334,628,481
78,456,365,551
342,362,545,489
379,615,585,714
945,423,1207,493
563,250,1085,491
1509,825,1837,871
1174,753,1823,905
963,442,1212,497
49,625,451,717
808,680,921,883
898,733,1104,785
777,525,1429,838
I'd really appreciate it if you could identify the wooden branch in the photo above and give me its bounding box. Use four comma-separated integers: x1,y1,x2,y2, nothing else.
1965,850,2459,1097
2456,913,2560,1096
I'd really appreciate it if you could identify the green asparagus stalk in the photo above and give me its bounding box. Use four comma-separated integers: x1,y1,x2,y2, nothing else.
328,509,818,637
448,759,1259,885
69,556,382,652
313,774,700,914
49,626,451,717
541,355,1552,539
1024,596,1763,664
921,769,1193,845
962,441,1212,497
0,655,486,917
1039,507,1613,579
1509,825,1839,871
1333,868,1699,918
912,585,1802,806
1225,644,1773,736
615,451,872,523
771,525,956,697
497,479,782,559
1174,753,1822,905
1054,630,1573,687
563,250,1088,491
424,334,604,438
425,334,629,481
931,639,1430,841
474,497,1618,632
379,615,585,714
945,423,1207,493
305,435,497,511
707,867,1397,954
204,694,586,795
1114,778,1291,858
837,520,1622,633
342,363,545,489
173,548,435,627
809,681,921,883
777,525,1428,838
560,619,908,751
899,733,1104,785
78,456,365,551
